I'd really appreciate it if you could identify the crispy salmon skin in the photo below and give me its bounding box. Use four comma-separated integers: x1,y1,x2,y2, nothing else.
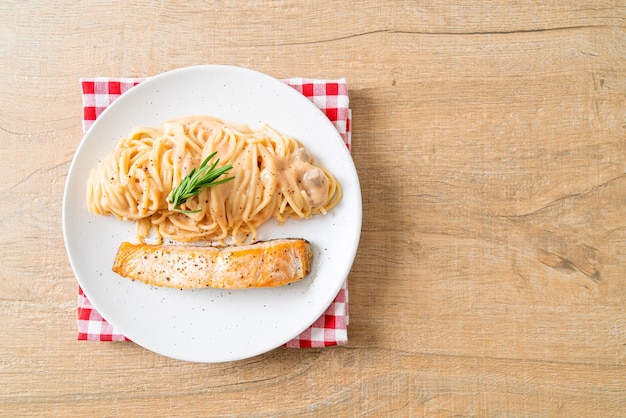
112,239,313,289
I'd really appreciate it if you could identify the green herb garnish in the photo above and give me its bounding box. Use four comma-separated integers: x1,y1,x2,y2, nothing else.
169,152,234,213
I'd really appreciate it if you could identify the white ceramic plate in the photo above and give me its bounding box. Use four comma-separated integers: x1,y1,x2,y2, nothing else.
63,65,362,363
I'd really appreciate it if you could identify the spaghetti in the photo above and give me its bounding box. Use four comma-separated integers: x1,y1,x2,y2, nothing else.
87,116,342,244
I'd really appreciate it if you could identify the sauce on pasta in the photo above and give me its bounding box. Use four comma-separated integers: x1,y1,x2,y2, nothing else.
87,116,342,244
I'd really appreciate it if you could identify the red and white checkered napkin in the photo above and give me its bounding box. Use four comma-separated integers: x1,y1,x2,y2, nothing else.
77,76,352,348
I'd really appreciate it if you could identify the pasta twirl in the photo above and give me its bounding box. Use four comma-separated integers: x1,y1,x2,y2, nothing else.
87,116,342,244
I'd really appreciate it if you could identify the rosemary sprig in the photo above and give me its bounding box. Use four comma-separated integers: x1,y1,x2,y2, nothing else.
169,152,234,213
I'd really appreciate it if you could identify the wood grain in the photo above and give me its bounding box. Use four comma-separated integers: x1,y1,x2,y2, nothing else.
1,1,625,416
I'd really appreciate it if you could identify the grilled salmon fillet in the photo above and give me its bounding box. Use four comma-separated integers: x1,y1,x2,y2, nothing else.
112,239,313,289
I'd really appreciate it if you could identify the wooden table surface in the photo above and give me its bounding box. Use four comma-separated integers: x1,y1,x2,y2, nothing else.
2,1,625,416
